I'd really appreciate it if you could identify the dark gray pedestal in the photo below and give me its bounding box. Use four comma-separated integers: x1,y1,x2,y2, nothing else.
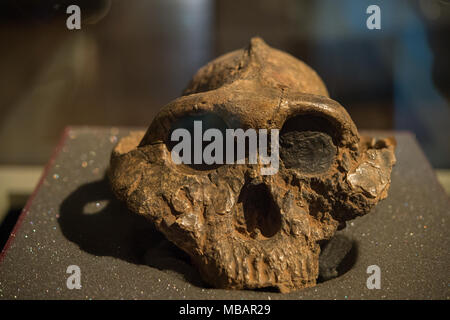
0,127,449,299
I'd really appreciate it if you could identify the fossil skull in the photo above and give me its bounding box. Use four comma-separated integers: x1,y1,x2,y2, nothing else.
108,37,396,293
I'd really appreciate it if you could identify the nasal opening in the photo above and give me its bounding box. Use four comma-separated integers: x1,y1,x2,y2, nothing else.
237,183,281,239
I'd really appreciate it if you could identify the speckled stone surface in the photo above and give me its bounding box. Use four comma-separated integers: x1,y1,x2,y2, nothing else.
0,127,449,300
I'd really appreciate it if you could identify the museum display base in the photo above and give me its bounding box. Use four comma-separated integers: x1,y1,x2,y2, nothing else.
0,127,448,299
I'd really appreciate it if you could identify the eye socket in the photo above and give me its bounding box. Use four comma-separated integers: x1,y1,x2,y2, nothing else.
167,113,228,171
280,114,338,174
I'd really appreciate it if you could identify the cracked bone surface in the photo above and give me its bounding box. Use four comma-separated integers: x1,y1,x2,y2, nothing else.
108,37,396,293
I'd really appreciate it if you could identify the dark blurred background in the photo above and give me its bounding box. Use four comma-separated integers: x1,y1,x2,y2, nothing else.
0,0,449,167
0,0,448,170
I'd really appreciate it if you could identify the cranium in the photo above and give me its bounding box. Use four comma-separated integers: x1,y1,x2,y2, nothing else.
108,37,396,293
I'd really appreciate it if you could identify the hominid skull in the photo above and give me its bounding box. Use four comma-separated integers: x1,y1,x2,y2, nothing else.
108,37,396,293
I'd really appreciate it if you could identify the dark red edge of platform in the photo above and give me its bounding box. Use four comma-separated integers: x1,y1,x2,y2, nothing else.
0,127,71,264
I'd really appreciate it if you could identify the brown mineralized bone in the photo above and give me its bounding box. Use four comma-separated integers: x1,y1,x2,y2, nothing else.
108,37,396,293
